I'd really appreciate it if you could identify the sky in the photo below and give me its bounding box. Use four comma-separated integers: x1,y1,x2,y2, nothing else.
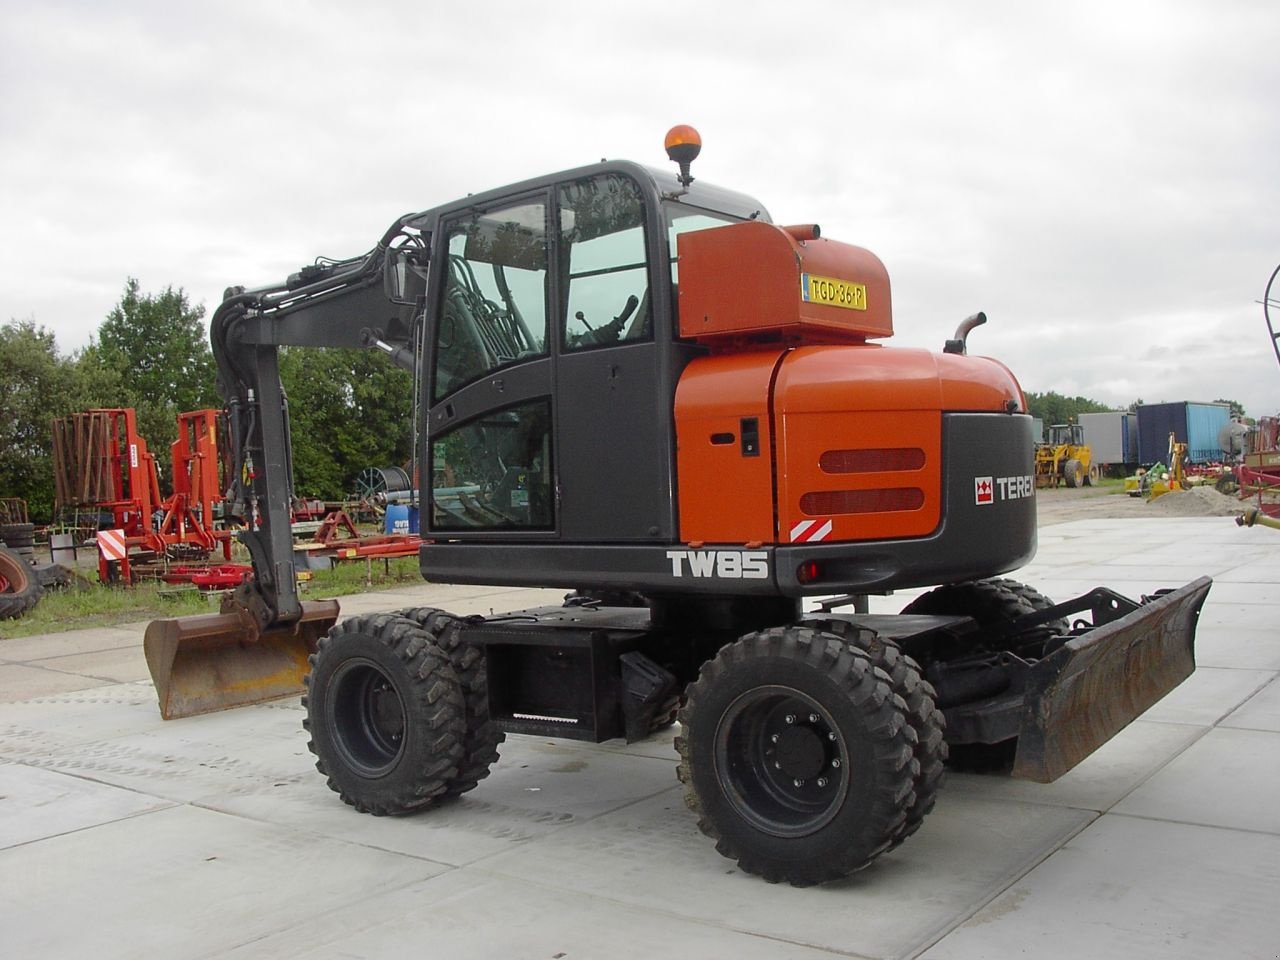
2,0,1277,416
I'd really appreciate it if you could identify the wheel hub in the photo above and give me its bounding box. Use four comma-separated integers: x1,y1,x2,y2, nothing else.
715,685,849,838
327,658,407,778
774,724,827,781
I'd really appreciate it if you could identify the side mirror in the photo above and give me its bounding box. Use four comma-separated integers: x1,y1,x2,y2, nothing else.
385,240,429,305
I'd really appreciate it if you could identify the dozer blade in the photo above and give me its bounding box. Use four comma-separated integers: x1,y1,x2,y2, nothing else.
144,599,339,720
1012,576,1212,783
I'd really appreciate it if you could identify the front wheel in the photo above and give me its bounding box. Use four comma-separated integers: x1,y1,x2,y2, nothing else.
677,627,917,886
397,606,505,798
303,613,465,815
1063,459,1083,488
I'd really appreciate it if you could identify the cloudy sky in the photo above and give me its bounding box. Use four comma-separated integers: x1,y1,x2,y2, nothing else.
3,0,1277,415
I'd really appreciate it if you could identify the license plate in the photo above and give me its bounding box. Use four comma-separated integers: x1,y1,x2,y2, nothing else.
801,273,867,311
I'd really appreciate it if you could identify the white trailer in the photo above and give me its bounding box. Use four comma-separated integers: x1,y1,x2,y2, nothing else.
1080,411,1138,466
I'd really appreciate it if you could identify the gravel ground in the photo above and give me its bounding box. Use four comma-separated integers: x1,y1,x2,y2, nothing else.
1035,483,1248,526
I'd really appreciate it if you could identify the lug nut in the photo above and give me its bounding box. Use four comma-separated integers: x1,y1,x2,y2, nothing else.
770,734,779,743
808,713,818,723
831,758,842,769
774,761,782,769
793,778,805,788
828,732,836,741
817,777,828,787
785,714,796,724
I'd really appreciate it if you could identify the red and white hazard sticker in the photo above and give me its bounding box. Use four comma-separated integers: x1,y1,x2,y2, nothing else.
790,519,833,542
97,528,128,561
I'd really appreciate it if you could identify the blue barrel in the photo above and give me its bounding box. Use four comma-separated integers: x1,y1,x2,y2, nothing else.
384,504,410,535
384,504,420,535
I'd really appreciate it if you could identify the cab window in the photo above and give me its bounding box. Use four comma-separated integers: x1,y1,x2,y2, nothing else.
560,176,650,350
433,200,548,400
665,206,738,284
431,399,553,530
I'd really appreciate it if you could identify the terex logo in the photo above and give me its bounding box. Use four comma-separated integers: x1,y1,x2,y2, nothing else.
666,549,769,580
975,475,1035,505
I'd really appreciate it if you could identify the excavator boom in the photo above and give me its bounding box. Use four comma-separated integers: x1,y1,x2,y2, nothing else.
143,219,418,718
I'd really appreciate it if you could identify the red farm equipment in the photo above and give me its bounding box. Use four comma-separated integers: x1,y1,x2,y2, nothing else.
51,408,233,582
1227,264,1280,518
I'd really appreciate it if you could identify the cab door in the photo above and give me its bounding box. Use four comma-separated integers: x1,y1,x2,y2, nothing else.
423,171,681,544
553,172,675,542
424,192,557,536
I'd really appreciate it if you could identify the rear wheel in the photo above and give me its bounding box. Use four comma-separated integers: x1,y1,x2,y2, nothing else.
676,626,917,885
983,578,1069,634
800,618,945,848
1086,463,1100,486
303,613,465,814
0,545,42,620
397,607,504,798
900,579,1051,773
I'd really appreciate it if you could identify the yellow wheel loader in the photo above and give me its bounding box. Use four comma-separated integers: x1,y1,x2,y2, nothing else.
1035,422,1098,488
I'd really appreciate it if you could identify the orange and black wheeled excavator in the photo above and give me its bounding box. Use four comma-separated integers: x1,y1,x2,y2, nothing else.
144,127,1210,886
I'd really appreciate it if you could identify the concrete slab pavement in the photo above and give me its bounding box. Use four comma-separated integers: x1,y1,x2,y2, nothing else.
1,517,1277,959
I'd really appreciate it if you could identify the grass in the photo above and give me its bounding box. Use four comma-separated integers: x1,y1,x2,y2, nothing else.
0,555,425,640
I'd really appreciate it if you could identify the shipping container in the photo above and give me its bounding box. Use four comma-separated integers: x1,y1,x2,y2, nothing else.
1136,401,1231,464
1080,412,1138,465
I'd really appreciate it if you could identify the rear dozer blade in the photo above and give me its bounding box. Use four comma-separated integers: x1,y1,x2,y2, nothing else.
144,599,339,720
1013,576,1212,783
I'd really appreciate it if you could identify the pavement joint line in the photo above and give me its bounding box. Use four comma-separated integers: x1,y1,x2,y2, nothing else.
4,661,136,684
151,823,456,960
0,799,183,854
0,643,144,665
441,779,688,874
183,797,467,869
1096,809,1280,839
1,753,187,802
453,857,882,960
906,807,1101,959
1087,720,1217,816
1197,672,1280,727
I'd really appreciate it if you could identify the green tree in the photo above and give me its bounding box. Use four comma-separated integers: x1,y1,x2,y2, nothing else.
279,347,414,500
1214,398,1246,419
1025,391,1112,426
91,279,217,481
0,321,122,520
